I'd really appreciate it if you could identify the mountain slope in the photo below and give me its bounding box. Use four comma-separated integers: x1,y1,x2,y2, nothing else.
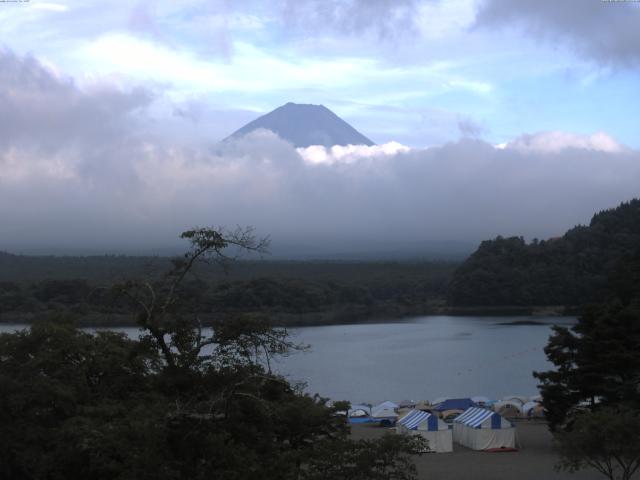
224,102,374,148
448,199,640,307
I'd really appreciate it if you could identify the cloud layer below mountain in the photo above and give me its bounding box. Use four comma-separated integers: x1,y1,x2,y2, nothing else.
1,48,639,256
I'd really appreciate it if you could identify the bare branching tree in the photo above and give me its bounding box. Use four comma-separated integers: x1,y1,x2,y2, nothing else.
114,226,274,368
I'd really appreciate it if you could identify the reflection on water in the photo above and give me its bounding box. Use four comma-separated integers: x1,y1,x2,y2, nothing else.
0,315,574,404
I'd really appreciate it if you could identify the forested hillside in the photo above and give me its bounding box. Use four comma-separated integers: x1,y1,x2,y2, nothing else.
0,256,455,325
448,199,640,307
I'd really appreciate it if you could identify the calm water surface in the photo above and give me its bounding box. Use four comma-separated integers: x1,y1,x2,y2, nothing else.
0,316,574,404
276,316,575,403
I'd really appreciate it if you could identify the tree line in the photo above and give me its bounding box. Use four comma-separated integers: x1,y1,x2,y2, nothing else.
448,199,640,307
0,261,454,326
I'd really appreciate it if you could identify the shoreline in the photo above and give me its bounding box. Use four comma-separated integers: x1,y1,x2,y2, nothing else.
0,304,579,328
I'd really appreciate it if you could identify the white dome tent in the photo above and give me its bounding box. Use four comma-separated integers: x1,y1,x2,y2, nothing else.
396,410,453,453
502,396,527,406
347,404,372,424
372,401,398,414
371,401,399,426
494,400,524,418
453,407,517,451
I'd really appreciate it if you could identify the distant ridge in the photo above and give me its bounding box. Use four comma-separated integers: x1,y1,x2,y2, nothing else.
224,102,374,148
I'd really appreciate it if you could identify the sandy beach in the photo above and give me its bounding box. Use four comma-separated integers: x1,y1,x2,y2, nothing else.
351,421,631,480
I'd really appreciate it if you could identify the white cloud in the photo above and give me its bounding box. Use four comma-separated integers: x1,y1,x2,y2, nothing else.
0,147,77,182
77,34,378,96
1,48,639,254
71,32,496,114
475,0,640,68
298,141,410,165
447,79,493,95
505,131,624,154
415,0,477,38
4,121,639,252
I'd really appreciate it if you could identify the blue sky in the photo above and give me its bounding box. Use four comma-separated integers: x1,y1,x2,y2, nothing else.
1,0,638,148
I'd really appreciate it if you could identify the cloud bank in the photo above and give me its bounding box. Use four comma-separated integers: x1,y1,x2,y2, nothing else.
1,49,639,256
475,0,640,68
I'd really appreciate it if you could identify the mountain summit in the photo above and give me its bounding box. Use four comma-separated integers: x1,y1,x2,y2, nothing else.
224,102,374,148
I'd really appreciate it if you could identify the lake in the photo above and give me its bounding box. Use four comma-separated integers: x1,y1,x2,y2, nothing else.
0,315,574,404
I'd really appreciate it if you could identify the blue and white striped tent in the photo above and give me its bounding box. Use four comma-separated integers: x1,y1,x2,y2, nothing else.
398,410,439,431
453,407,516,450
396,410,452,453
454,407,506,429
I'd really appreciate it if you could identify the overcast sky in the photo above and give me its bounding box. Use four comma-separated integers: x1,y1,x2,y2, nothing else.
1,0,639,256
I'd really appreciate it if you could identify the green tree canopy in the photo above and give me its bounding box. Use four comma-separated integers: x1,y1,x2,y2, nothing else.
534,252,640,430
555,406,640,480
534,250,640,480
449,199,640,307
0,227,424,480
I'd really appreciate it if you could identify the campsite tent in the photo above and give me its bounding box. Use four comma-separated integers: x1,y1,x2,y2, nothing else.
522,402,545,418
502,396,527,406
471,396,491,406
348,404,372,424
439,410,463,423
434,398,475,421
397,410,453,453
414,401,435,412
372,409,398,426
372,408,398,419
494,401,523,418
453,407,516,450
372,401,398,414
371,401,399,426
434,398,475,412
